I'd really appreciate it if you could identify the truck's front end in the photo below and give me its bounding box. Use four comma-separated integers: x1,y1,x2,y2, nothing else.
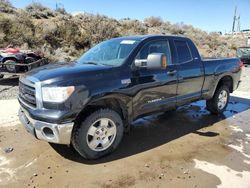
18,75,75,144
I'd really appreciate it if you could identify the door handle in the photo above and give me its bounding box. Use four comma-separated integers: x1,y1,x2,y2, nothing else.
167,70,177,75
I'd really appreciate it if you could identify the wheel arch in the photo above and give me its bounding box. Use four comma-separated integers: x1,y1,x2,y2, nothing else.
2,56,19,63
26,53,41,60
215,75,233,94
74,94,132,133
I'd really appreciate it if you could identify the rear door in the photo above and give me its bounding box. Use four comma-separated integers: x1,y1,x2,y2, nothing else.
174,40,204,105
131,39,178,118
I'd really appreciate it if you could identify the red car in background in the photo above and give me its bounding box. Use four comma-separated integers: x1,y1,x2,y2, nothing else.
0,46,44,78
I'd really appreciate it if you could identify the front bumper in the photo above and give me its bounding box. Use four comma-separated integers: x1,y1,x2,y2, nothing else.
19,107,74,145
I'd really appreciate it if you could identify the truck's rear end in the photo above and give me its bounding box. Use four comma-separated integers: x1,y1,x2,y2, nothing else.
201,57,243,99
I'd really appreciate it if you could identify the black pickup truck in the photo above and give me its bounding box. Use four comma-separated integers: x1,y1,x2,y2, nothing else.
18,35,242,159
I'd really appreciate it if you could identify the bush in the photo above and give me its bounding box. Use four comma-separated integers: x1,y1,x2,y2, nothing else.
0,3,247,61
0,0,14,13
25,3,55,19
144,16,163,27
120,19,147,35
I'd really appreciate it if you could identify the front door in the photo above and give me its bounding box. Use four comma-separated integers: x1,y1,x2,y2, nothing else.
131,40,178,118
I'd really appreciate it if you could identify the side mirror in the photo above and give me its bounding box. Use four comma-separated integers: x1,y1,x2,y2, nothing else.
134,53,167,70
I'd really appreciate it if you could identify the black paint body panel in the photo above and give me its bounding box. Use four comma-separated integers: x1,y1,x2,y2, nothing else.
19,35,242,125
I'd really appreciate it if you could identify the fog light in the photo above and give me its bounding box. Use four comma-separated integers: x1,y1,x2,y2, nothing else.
42,127,55,139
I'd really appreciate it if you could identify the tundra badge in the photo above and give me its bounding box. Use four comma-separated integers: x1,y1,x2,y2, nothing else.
121,79,131,85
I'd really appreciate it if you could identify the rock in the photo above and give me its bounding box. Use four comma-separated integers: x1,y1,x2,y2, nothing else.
184,170,189,174
144,164,149,168
159,173,164,179
4,147,13,153
33,173,38,177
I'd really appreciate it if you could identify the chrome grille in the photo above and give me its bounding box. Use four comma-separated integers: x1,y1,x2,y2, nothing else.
19,80,36,108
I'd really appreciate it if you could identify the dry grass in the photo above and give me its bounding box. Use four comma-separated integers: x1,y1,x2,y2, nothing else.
0,1,248,61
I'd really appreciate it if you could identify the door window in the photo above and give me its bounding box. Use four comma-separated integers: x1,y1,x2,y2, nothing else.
136,41,172,64
174,40,192,63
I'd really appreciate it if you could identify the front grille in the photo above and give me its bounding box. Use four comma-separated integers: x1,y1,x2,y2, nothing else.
19,81,36,108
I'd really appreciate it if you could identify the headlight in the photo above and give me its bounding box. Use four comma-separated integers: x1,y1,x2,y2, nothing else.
42,86,75,103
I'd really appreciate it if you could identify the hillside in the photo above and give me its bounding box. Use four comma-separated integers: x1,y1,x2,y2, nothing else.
0,1,248,62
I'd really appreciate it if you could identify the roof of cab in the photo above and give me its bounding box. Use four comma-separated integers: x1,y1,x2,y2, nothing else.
114,34,189,41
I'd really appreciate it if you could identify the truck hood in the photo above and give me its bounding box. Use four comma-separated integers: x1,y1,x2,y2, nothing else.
25,61,111,82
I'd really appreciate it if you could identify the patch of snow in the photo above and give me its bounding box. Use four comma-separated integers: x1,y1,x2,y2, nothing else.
229,125,243,133
243,160,250,165
0,153,37,184
194,159,250,188
228,143,250,159
246,134,250,141
0,155,14,183
0,99,19,127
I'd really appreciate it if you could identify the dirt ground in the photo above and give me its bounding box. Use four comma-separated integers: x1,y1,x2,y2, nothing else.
0,66,250,188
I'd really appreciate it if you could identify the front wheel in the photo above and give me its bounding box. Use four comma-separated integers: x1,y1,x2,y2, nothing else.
72,109,124,159
206,85,230,114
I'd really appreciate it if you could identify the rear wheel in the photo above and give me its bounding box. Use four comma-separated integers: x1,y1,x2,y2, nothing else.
72,109,124,159
25,57,36,64
25,57,37,70
206,85,229,114
4,59,20,73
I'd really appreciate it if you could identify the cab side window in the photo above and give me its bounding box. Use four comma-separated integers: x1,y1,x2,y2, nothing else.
174,40,192,63
136,41,172,64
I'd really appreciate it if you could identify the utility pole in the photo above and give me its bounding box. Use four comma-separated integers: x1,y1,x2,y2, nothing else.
237,14,241,32
56,2,64,10
232,6,237,33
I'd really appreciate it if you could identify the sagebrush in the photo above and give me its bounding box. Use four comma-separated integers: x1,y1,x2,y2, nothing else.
0,1,247,62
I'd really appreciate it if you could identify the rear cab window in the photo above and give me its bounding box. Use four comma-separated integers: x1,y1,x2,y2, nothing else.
174,40,193,63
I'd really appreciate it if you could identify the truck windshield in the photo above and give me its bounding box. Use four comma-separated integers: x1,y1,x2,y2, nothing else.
78,38,139,66
237,47,250,57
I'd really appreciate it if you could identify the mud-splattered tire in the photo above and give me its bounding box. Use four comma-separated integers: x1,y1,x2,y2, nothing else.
206,85,230,114
72,109,124,159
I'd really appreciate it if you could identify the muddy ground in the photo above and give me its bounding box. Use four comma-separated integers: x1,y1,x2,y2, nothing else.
0,67,250,188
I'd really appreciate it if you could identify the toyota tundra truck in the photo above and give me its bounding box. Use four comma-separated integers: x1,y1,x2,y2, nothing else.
18,35,243,159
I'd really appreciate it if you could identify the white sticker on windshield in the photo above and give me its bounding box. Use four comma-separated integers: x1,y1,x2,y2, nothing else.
120,40,136,44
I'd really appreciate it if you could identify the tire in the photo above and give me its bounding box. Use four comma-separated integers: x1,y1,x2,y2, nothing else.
4,59,20,73
25,57,36,64
0,74,3,79
72,108,124,159
25,57,37,70
206,85,230,114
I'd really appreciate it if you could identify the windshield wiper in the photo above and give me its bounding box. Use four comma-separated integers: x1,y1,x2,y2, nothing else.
84,61,99,65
